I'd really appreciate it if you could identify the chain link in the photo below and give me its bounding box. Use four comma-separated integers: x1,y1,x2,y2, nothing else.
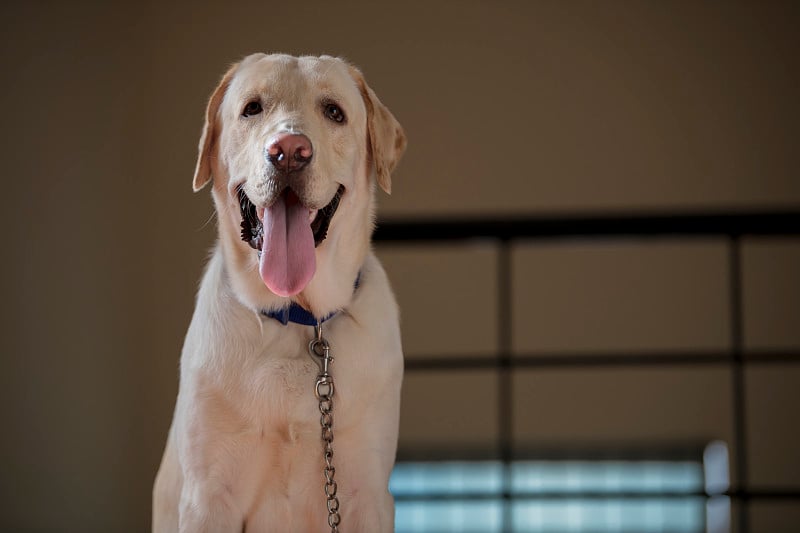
310,324,341,532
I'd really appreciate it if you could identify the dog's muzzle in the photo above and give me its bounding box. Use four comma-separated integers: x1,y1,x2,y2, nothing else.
239,185,345,251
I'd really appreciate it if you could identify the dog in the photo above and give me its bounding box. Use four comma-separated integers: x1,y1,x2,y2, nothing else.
153,53,406,532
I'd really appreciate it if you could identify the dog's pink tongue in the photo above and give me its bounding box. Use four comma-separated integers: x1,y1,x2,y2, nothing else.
259,190,316,297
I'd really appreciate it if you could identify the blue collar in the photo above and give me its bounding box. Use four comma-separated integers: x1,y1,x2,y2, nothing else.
261,303,336,326
261,273,361,326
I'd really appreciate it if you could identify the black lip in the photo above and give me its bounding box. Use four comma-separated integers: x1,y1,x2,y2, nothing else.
309,185,344,245
239,187,262,250
238,185,345,250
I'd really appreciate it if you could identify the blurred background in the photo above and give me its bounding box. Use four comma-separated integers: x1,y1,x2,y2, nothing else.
1,1,799,532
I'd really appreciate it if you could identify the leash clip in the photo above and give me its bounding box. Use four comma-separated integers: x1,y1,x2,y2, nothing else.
309,322,333,380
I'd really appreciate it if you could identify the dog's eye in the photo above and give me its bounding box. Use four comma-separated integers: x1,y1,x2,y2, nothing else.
323,103,346,124
242,101,263,117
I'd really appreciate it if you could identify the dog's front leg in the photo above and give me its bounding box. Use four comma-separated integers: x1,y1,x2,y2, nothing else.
178,480,244,533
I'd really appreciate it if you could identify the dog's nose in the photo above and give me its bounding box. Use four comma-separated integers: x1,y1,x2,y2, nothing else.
266,133,313,173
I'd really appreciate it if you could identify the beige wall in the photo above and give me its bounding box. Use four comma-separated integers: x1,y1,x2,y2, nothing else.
1,1,798,531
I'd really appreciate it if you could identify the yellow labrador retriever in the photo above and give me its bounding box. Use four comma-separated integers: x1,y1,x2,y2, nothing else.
153,53,406,532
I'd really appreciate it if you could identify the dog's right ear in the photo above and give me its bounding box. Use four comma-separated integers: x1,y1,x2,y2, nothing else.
193,63,239,192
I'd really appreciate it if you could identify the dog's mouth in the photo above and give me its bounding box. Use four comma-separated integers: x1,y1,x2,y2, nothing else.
238,185,345,251
237,184,344,297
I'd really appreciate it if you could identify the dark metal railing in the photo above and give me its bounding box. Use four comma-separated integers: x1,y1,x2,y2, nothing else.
375,209,800,533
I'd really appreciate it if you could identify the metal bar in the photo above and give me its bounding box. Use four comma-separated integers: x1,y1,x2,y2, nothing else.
396,446,707,462
394,489,800,502
729,237,750,533
729,488,800,500
497,241,513,532
394,492,709,501
374,211,800,242
403,351,800,371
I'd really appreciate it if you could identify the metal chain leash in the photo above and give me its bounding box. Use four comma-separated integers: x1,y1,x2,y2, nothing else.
309,323,341,532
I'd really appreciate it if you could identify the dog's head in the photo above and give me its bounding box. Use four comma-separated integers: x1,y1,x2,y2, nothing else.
193,54,405,316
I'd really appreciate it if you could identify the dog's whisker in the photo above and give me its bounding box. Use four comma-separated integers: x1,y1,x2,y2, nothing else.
198,209,218,231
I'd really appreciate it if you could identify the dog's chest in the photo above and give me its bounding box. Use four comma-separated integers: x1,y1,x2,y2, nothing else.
201,336,329,510
246,339,321,428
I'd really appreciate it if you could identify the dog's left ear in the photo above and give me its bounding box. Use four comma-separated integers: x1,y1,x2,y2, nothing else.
193,62,239,192
348,65,406,194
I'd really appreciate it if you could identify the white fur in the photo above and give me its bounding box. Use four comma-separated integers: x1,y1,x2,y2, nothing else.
153,54,406,533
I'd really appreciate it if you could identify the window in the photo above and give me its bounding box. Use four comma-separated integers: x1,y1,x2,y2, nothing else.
390,442,730,533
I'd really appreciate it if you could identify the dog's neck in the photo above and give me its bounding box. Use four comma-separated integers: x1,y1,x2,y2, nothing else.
261,272,361,326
